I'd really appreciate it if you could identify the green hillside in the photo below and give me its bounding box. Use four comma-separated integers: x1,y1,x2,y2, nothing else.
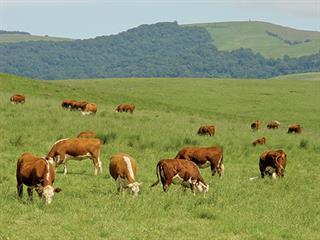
0,33,72,43
192,21,320,58
0,73,319,239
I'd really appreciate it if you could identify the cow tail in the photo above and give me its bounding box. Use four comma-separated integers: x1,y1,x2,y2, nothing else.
150,163,160,187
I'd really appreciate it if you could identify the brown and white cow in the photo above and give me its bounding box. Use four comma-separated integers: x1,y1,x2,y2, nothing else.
16,152,61,204
77,131,96,138
151,159,208,195
267,121,280,129
175,146,224,177
61,99,74,110
259,149,287,179
46,138,102,175
251,120,261,130
197,125,215,136
109,153,142,196
81,103,97,115
10,94,25,104
115,104,135,113
252,137,266,146
288,124,302,134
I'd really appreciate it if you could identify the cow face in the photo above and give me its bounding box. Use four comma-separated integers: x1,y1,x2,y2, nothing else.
128,182,142,196
39,186,61,204
196,181,209,193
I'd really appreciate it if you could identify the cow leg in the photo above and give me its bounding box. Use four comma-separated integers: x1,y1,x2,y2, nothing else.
116,177,123,194
163,179,172,193
259,162,265,178
17,182,23,198
218,163,225,178
190,183,196,196
63,162,68,175
27,187,33,201
91,151,102,175
210,162,216,176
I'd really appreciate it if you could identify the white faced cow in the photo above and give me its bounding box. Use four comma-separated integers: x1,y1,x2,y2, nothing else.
46,138,102,175
109,153,142,196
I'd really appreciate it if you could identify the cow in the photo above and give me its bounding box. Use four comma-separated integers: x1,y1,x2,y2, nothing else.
150,159,208,195
259,149,287,179
16,152,62,204
10,94,25,104
252,137,266,146
81,103,97,116
267,121,280,129
61,99,74,110
251,120,261,130
109,153,142,196
71,101,88,111
197,125,215,136
288,124,302,134
115,104,135,113
175,146,224,177
46,138,102,175
77,131,96,138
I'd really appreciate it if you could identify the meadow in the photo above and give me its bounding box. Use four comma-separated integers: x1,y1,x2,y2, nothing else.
0,73,319,240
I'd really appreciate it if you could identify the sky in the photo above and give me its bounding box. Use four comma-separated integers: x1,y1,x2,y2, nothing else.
0,0,319,39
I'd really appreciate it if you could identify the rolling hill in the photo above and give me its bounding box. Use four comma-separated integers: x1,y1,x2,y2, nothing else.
0,31,72,43
192,21,320,58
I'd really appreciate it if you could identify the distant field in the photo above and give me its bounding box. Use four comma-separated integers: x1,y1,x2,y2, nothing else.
191,21,320,58
0,73,319,239
0,34,72,43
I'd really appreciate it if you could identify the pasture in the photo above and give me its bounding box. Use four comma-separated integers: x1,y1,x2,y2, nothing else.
0,73,319,239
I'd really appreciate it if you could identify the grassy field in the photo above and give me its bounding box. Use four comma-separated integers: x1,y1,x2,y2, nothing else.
190,21,320,58
0,34,72,43
0,73,319,239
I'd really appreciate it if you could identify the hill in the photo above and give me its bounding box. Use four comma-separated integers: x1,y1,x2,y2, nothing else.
0,73,319,239
192,21,320,58
0,22,319,80
0,30,72,43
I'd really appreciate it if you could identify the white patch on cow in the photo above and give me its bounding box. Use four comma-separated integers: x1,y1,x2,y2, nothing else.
172,174,183,184
275,121,280,125
45,160,50,182
199,162,210,169
123,156,135,180
196,181,209,193
53,138,69,145
42,185,54,204
272,172,277,179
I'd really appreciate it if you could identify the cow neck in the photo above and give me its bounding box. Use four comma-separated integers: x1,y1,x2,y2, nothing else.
42,159,53,187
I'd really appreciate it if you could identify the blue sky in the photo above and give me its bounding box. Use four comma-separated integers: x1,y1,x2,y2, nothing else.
0,0,319,39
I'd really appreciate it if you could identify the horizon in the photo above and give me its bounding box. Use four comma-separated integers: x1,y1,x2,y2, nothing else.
0,0,319,39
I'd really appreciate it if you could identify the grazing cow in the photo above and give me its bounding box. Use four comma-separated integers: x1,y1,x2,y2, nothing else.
252,137,266,146
81,103,97,116
150,159,208,195
10,94,25,104
109,153,142,196
251,120,261,130
175,146,224,177
259,149,287,179
197,125,215,136
46,138,102,175
115,104,135,113
77,131,96,138
267,121,281,129
16,152,61,204
288,124,302,134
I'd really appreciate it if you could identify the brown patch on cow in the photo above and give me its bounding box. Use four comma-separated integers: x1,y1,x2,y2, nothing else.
115,104,135,113
251,120,261,130
77,131,96,138
288,124,302,134
10,94,25,104
252,137,266,146
259,149,287,178
197,125,215,136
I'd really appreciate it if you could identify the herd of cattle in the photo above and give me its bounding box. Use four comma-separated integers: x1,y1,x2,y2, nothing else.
10,94,300,204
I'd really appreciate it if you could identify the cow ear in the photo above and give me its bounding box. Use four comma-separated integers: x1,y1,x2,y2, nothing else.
54,188,62,193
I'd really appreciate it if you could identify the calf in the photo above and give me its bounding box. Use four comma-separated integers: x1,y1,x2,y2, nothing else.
251,120,261,130
252,137,266,146
109,153,142,196
46,138,102,175
115,104,135,113
16,152,61,204
151,159,208,195
81,103,97,116
175,146,224,177
259,149,287,179
10,94,25,104
288,124,302,134
197,125,215,136
267,121,280,129
77,131,96,138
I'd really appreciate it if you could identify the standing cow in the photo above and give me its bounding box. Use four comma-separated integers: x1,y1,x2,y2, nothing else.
16,152,61,204
10,94,25,104
109,153,142,196
267,121,280,129
151,159,208,195
115,104,135,113
175,146,224,177
197,125,215,136
288,124,302,134
259,149,287,179
252,137,266,146
46,138,102,175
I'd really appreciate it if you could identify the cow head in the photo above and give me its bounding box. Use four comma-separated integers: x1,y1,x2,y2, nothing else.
195,181,209,193
36,185,62,204
127,182,142,196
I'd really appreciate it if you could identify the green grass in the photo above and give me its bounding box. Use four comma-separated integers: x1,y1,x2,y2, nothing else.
0,73,320,239
0,34,72,43
189,21,320,58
